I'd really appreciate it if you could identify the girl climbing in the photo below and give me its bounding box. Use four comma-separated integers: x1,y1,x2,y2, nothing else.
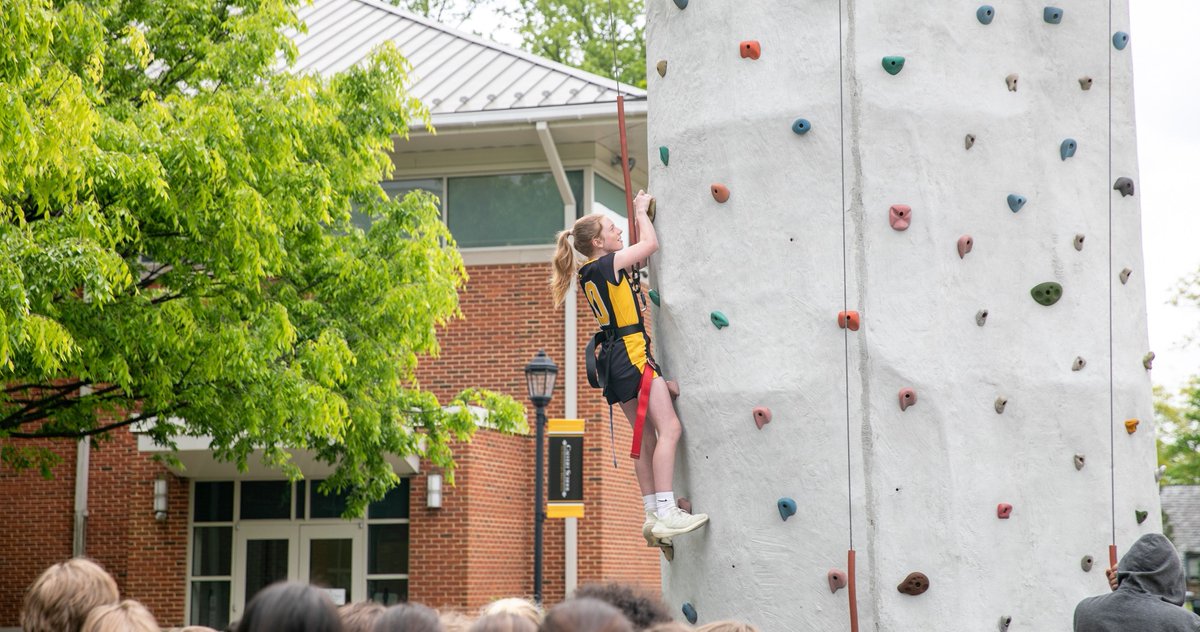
551,190,709,546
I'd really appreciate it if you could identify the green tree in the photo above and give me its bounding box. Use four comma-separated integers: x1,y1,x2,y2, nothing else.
0,0,524,514
1156,378,1200,485
388,0,488,26
505,0,646,88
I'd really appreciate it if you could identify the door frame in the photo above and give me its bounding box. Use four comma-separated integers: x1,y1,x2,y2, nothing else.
299,522,366,606
231,523,299,618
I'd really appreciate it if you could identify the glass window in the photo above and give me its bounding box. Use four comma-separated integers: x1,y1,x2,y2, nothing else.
1188,554,1200,581
190,581,230,629
368,579,407,606
244,539,291,603
368,524,409,575
296,481,306,520
240,481,292,520
368,479,410,519
309,538,354,602
191,527,232,576
193,482,233,522
592,174,627,218
446,171,583,248
309,480,352,519
354,179,443,232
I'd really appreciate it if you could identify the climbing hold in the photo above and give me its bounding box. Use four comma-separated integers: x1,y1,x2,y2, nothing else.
1074,234,1086,251
647,198,656,222
659,146,669,166
882,56,905,75
648,289,660,306
1006,194,1026,213
1006,73,1019,92
1113,31,1129,50
752,406,772,430
828,569,847,594
997,503,1013,519
898,387,917,412
1075,454,1086,470
1079,76,1094,90
1125,419,1139,434
977,5,995,24
1156,465,1167,482
999,615,1012,631
976,309,989,327
666,380,679,400
1060,138,1077,161
994,397,1007,414
1072,356,1087,371
777,497,797,522
1120,268,1132,285
792,118,812,135
677,496,691,513
1043,6,1063,24
957,235,974,259
1113,177,1135,197
711,184,730,203
1081,555,1094,572
672,0,687,9
889,204,912,231
1030,282,1063,306
710,311,729,329
656,60,668,77
897,572,930,596
1144,352,1155,370
681,603,697,625
1136,510,1148,525
965,134,976,150
739,41,761,60
838,310,861,332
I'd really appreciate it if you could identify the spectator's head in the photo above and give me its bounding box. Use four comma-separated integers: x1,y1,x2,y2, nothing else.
340,601,386,632
373,602,442,632
81,599,159,632
572,584,670,630
469,613,537,632
694,622,759,632
539,598,633,632
21,558,121,632
238,582,342,632
439,611,473,632
480,598,542,626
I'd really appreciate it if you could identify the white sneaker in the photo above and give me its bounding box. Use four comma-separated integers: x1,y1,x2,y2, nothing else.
643,511,660,547
651,506,709,539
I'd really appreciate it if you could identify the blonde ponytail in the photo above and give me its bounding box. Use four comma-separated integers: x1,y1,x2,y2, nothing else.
550,214,606,307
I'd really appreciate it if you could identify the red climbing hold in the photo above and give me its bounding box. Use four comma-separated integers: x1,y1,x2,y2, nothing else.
898,388,917,411
897,572,930,596
889,204,912,231
957,235,974,259
711,184,730,203
677,497,692,513
739,41,761,60
838,311,861,331
828,569,847,594
752,406,772,430
997,503,1013,519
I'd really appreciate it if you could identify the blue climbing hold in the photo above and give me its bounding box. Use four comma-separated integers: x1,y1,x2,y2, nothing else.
1006,194,1027,213
1113,31,1129,50
659,146,669,166
1060,138,1077,161
1043,7,1063,24
649,290,660,306
710,311,729,329
777,497,797,522
882,56,905,75
792,118,812,135
673,0,687,9
682,603,698,625
977,5,995,24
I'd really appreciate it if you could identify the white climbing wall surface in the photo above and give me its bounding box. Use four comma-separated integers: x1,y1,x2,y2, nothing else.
646,2,1154,630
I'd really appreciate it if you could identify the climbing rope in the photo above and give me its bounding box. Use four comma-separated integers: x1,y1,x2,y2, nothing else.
1106,0,1118,569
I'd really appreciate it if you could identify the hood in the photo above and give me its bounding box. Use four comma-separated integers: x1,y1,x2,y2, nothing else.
1118,533,1187,606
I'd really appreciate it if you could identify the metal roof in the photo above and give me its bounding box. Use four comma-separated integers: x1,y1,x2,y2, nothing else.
1163,485,1200,555
285,0,647,116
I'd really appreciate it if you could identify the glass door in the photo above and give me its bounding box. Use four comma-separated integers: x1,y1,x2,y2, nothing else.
300,523,364,606
232,524,298,618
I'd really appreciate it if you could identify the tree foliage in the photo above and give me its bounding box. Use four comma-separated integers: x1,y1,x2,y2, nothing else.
0,0,524,513
388,0,488,26
1156,379,1200,485
505,0,645,88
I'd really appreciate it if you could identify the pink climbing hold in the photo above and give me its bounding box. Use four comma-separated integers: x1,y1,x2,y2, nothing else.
957,235,974,259
711,184,730,203
752,406,772,430
898,387,917,411
889,204,912,231
677,497,692,513
739,40,761,60
997,503,1013,519
666,380,680,400
838,310,861,331
828,569,847,594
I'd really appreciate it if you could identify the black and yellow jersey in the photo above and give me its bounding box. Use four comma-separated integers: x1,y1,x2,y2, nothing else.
578,253,658,403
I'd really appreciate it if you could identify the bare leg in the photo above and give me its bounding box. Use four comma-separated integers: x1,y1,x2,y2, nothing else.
645,376,681,493
618,399,657,496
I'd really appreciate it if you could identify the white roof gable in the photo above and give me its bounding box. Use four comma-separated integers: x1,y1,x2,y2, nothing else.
286,0,647,115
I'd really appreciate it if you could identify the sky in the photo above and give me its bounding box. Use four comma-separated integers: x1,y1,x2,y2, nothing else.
460,2,1200,394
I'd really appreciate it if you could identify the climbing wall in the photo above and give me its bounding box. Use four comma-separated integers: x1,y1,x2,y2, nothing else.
645,2,1155,630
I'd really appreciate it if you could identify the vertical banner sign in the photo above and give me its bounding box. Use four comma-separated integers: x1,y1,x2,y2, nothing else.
547,419,585,518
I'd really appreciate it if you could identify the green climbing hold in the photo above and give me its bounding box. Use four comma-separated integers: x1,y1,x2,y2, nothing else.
1030,282,1063,306
649,290,660,306
659,146,669,166
1136,510,1148,524
710,311,729,329
882,56,905,75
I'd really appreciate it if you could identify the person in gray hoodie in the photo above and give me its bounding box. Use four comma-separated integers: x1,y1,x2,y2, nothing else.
1075,533,1200,631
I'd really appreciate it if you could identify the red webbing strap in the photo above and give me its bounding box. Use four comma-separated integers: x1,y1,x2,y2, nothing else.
848,549,859,632
1109,543,1118,568
630,365,653,459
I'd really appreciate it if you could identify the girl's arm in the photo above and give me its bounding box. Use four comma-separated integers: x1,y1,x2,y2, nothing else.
613,190,658,275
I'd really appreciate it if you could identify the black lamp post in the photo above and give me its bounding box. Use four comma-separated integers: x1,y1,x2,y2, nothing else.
524,350,558,604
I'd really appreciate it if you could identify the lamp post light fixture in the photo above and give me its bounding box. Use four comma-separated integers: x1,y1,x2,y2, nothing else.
426,471,443,509
153,477,169,521
523,350,558,604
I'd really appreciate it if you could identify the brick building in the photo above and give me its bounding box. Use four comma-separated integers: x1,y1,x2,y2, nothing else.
0,0,659,628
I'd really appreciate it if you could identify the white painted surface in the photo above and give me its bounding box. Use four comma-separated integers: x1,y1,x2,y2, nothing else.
647,2,1157,630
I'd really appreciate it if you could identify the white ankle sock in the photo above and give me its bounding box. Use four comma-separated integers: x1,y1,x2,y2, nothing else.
643,494,657,513
655,491,676,518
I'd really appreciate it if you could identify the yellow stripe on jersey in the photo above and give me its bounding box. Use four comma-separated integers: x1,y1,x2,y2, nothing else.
607,275,639,329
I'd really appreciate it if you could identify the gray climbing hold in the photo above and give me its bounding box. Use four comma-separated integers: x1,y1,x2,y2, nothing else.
1120,268,1132,285
1072,356,1086,371
999,615,1012,631
1081,555,1094,572
1074,234,1085,251
965,134,976,150
710,311,729,329
777,497,797,521
792,118,812,135
1079,76,1093,90
1144,351,1155,370
659,146,669,166
1060,138,1077,161
649,289,660,306
1006,73,1019,92
656,60,667,77
681,603,697,625
1114,177,1135,197
1113,31,1129,50
1043,6,1063,23
995,397,1007,414
1075,454,1086,470
977,5,995,24
1007,194,1026,213
882,56,906,75
673,0,688,9
976,309,988,327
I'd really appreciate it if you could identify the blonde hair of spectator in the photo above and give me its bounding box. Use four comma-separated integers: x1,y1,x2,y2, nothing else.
81,600,159,632
694,622,759,632
440,610,474,632
21,558,120,632
339,600,386,632
481,597,543,625
644,623,693,632
469,612,538,632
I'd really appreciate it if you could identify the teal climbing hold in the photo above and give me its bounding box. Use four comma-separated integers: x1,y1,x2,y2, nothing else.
1113,31,1129,50
882,56,905,75
682,603,698,625
1136,510,1148,524
1031,282,1063,307
977,5,994,24
673,0,687,9
792,118,812,135
777,497,797,521
649,289,660,306
1043,6,1063,24
659,146,669,166
710,311,729,329
1006,194,1026,213
1060,138,1077,161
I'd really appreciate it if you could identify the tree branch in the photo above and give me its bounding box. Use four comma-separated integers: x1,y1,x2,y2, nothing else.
7,409,170,439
